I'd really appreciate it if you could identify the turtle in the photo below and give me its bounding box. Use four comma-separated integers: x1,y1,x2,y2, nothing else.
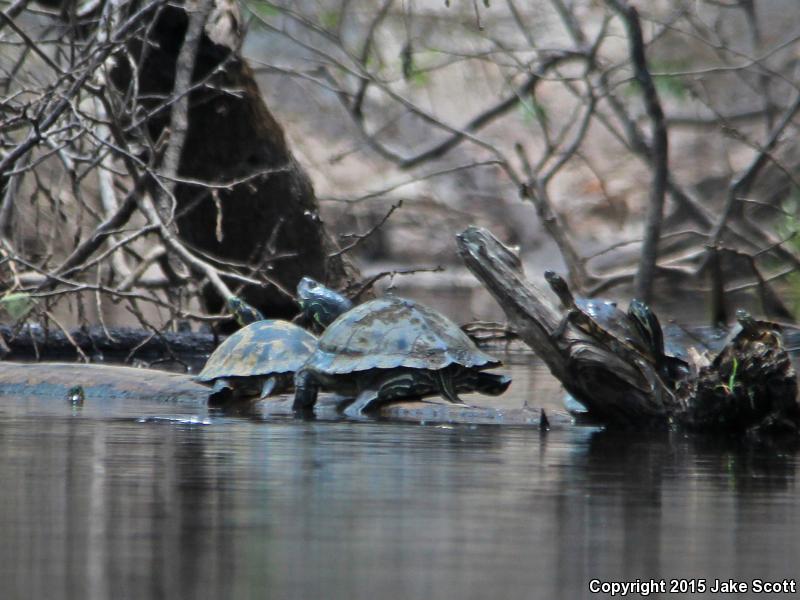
732,308,782,344
197,319,318,404
712,309,783,365
544,270,651,362
627,298,689,384
296,277,353,329
227,296,265,327
293,295,511,417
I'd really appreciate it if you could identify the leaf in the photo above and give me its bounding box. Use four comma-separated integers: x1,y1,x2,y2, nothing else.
0,292,37,320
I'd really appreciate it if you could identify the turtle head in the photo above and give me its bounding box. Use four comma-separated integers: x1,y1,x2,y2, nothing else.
472,371,512,396
628,298,665,361
544,270,574,307
297,277,353,328
226,296,264,327
735,308,757,332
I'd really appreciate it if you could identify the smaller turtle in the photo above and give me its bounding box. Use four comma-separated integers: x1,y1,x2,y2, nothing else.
627,298,689,384
296,277,353,329
227,296,265,327
544,271,649,361
197,319,318,404
733,308,782,345
711,309,783,368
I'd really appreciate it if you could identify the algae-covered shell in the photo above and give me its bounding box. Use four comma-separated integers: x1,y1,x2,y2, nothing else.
198,320,317,382
305,297,499,374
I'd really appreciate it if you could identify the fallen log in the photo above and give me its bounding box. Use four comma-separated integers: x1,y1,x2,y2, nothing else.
456,226,800,433
0,362,564,427
0,324,217,364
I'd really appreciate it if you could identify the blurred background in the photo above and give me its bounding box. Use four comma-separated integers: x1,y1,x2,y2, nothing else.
2,0,800,328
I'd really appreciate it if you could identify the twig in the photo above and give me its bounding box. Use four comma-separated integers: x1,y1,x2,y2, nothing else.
350,0,393,117
153,0,215,223
708,90,800,247
45,310,89,362
330,200,403,258
348,266,445,302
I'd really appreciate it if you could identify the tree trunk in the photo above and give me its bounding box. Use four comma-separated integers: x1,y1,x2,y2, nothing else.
105,1,356,321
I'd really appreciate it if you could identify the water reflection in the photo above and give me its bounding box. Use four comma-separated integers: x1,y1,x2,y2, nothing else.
0,364,798,599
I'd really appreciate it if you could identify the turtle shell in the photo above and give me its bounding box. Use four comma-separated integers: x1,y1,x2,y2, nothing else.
577,297,649,353
306,297,500,374
197,320,317,382
579,298,618,324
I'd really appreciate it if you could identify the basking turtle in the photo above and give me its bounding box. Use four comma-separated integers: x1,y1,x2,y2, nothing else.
296,277,353,329
732,309,782,344
712,309,783,365
293,295,511,417
227,296,265,327
197,319,318,404
544,271,650,361
627,298,689,383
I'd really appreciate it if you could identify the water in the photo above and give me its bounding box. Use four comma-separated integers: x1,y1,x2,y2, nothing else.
1,360,799,599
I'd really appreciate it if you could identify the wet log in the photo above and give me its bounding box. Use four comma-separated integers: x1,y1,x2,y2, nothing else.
457,226,800,433
0,362,563,427
456,226,678,427
0,362,211,406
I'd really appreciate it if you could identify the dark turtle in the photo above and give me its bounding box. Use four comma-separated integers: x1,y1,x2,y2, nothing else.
713,309,783,361
296,277,353,329
227,296,265,327
197,319,318,403
627,298,689,383
544,271,650,361
733,308,782,344
293,296,511,417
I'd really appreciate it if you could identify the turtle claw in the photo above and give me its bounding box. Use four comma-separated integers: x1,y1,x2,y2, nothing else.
437,371,464,405
259,377,277,399
208,379,234,405
344,390,380,419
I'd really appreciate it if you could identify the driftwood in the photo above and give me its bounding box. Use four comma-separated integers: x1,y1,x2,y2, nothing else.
457,226,800,433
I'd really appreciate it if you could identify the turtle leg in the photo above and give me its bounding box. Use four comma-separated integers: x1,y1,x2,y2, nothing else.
208,379,235,405
259,377,277,399
292,370,319,413
551,310,573,340
343,389,380,418
437,369,466,405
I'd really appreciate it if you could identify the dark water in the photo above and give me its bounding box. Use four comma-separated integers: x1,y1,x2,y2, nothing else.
1,360,799,600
